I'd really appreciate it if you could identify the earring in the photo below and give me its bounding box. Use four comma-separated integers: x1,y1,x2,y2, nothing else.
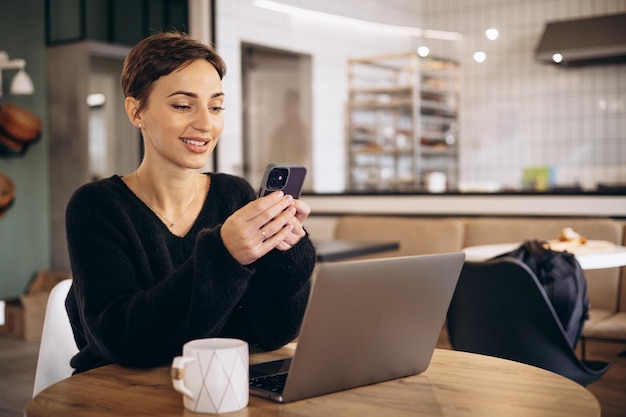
138,123,142,128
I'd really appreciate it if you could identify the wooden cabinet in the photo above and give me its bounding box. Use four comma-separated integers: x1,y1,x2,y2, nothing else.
346,52,460,192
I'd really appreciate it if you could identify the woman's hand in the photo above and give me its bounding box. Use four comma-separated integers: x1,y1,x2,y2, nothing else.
220,191,310,265
274,197,309,250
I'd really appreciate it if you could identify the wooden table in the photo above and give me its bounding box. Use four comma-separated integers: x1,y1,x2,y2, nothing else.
313,239,399,262
26,346,600,417
463,242,626,270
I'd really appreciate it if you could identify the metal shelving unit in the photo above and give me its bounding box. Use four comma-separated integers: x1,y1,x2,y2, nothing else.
346,52,460,192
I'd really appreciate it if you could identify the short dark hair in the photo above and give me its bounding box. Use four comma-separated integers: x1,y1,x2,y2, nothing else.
121,31,227,116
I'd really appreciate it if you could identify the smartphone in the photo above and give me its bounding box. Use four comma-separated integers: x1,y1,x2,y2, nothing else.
258,163,307,198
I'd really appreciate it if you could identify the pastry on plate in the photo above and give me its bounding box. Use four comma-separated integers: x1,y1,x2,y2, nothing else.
546,228,613,253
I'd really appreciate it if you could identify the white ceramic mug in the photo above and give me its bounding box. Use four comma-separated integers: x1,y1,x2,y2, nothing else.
172,338,249,414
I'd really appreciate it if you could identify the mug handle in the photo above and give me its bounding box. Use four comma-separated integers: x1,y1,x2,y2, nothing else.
171,356,196,399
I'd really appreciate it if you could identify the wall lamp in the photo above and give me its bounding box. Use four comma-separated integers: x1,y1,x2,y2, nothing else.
0,51,35,99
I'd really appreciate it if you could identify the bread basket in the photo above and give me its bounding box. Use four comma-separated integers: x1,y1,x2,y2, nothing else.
0,103,43,157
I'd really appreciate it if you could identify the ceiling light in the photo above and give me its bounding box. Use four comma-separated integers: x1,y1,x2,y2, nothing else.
485,28,499,40
0,51,35,98
473,51,487,63
417,46,430,57
253,0,462,41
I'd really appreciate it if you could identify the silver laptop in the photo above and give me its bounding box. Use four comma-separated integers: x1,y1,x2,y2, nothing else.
249,252,465,403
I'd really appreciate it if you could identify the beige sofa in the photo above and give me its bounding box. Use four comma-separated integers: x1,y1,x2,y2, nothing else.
313,215,626,360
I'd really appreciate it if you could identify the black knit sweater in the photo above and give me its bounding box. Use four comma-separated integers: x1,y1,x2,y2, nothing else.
65,173,315,373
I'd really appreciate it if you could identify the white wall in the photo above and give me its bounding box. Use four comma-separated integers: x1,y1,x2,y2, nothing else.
216,0,626,192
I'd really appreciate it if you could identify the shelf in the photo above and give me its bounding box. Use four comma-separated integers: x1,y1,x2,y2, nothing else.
421,115,456,124
420,99,456,113
421,147,457,156
350,86,413,95
352,146,414,156
350,99,413,110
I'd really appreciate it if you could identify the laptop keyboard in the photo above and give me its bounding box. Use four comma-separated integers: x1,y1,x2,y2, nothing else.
249,373,288,393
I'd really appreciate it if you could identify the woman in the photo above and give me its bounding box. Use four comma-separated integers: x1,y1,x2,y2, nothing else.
65,31,316,373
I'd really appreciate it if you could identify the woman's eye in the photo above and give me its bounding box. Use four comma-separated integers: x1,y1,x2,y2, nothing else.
173,104,191,111
209,106,225,114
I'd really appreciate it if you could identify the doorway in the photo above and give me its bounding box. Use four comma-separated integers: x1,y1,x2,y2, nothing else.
88,55,141,181
241,43,313,192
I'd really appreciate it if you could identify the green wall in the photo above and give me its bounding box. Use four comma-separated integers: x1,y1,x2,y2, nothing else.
0,1,50,298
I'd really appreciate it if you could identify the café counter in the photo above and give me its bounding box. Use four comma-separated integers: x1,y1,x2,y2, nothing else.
301,191,626,218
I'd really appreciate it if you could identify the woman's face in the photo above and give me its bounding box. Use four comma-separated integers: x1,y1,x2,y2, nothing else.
133,59,225,170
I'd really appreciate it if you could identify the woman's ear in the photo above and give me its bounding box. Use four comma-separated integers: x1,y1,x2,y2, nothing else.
125,97,142,128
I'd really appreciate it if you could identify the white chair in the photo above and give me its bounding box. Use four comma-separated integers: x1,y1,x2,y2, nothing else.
32,279,78,397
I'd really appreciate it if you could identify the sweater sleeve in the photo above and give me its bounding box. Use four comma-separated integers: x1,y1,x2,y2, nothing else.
221,234,316,350
198,175,316,350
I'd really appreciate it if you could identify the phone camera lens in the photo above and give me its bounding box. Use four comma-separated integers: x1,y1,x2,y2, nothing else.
268,168,289,189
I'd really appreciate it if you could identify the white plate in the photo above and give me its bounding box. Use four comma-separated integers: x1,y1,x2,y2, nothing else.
546,239,615,254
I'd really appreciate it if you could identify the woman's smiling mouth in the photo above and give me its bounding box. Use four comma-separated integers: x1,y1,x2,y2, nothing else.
180,137,209,146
